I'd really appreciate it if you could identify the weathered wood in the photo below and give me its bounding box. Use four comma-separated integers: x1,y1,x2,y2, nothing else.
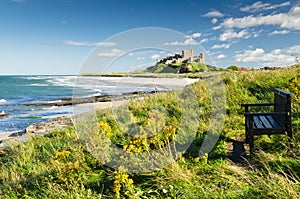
266,115,282,128
242,88,292,153
253,116,264,129
259,116,272,128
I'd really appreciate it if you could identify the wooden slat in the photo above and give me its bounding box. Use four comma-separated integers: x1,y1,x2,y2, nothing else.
259,116,273,128
266,115,282,128
253,123,257,129
251,129,286,135
244,88,292,153
253,116,264,129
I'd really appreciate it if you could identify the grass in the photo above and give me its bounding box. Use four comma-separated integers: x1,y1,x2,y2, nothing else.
0,66,299,198
82,71,204,78
16,116,42,119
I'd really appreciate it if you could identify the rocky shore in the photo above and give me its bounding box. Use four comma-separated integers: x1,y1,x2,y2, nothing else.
24,91,159,107
0,112,10,119
0,91,161,148
25,116,72,135
0,116,72,148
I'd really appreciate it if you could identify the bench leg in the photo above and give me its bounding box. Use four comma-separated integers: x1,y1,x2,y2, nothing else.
249,134,254,154
245,129,249,143
245,117,250,143
287,129,292,139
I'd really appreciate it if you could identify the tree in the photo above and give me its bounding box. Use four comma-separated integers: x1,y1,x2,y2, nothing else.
227,65,239,71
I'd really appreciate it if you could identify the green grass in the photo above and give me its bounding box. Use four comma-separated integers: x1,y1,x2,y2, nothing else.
83,71,204,78
16,116,42,119
0,66,300,198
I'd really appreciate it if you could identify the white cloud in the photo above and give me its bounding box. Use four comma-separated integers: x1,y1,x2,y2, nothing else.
240,1,291,13
200,38,209,44
269,30,290,35
186,32,202,38
211,18,218,24
203,10,224,17
98,49,124,57
163,38,198,46
235,48,265,62
285,45,300,55
217,54,226,59
212,25,222,30
64,40,117,46
234,45,300,66
150,54,161,60
221,5,300,30
212,43,231,49
137,57,145,60
271,49,282,54
253,30,262,38
219,29,251,41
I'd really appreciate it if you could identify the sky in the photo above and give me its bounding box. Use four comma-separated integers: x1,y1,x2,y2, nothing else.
1,0,300,75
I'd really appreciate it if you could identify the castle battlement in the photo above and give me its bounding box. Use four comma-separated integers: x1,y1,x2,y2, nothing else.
157,49,205,65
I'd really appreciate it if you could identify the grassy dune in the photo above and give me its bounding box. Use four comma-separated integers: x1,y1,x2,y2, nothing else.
0,66,299,198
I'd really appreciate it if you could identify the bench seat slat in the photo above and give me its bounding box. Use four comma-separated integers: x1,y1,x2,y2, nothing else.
259,116,273,128
242,88,292,153
266,115,282,128
253,116,264,129
250,129,286,135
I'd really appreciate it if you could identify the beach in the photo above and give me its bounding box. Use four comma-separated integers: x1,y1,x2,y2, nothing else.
0,75,197,134
0,90,167,148
0,76,198,148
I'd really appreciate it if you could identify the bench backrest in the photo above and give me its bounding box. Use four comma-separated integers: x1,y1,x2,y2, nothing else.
274,88,292,129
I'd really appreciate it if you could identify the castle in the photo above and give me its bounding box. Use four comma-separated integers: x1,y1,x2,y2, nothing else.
157,49,205,65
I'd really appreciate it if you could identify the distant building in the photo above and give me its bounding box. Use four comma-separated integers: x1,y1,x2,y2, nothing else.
237,67,249,71
157,49,205,65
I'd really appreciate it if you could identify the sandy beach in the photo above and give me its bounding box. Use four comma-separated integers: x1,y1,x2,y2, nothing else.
0,76,198,148
0,97,136,148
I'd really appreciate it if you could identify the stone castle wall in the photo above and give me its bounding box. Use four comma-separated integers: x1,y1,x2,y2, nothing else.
157,49,205,65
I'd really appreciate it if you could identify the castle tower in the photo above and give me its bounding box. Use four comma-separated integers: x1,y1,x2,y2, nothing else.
199,53,205,64
182,49,193,59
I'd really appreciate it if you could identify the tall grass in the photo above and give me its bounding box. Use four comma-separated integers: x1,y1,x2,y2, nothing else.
0,66,299,198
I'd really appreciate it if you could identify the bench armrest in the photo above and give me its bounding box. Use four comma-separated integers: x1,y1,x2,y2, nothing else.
244,112,287,117
241,103,274,107
241,103,274,112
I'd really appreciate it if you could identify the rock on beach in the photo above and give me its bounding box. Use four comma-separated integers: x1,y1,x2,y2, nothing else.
25,116,72,135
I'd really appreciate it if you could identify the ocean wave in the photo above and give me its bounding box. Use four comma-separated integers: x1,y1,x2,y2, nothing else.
47,77,76,87
21,76,51,80
44,106,58,111
0,99,7,103
30,84,49,87
46,100,62,104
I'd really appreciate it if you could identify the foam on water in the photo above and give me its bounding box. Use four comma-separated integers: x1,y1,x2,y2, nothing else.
0,99,6,103
0,76,199,135
46,100,62,104
30,84,49,87
21,76,52,80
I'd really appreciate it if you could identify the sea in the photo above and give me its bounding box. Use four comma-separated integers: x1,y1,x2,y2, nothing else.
0,75,197,135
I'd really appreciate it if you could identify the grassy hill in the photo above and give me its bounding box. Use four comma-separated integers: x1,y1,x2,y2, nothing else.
146,63,218,73
0,66,299,198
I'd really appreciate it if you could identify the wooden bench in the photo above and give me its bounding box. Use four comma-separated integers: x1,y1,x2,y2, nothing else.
242,88,292,153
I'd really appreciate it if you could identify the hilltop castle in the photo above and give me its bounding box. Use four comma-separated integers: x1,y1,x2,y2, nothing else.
157,49,205,65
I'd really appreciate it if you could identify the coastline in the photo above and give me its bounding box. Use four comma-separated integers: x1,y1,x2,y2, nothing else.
0,115,72,148
0,75,199,148
0,94,144,148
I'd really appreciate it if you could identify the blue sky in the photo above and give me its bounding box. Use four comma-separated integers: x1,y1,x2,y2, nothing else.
1,0,300,74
